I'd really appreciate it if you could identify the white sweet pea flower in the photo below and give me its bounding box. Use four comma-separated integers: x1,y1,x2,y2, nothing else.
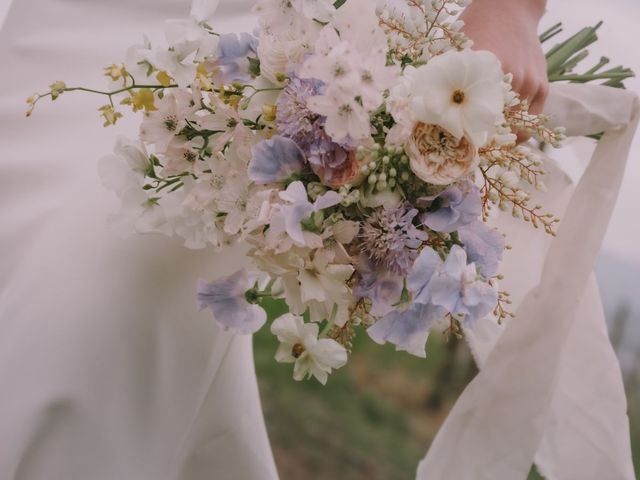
277,181,341,246
407,49,505,147
155,8,219,87
190,0,220,23
99,137,171,237
298,248,354,326
98,136,150,196
123,36,155,82
253,0,324,41
271,313,347,384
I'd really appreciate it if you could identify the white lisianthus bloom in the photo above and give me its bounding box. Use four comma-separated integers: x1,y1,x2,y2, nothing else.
271,313,347,385
407,49,505,147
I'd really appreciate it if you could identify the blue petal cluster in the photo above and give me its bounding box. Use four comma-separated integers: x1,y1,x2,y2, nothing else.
215,32,259,83
420,181,482,233
197,269,266,334
249,135,306,184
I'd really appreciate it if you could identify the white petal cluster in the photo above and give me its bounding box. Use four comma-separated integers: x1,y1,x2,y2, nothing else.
299,0,399,143
271,313,348,385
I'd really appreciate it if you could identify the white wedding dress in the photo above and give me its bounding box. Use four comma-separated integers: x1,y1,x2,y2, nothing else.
0,1,278,479
1,1,639,479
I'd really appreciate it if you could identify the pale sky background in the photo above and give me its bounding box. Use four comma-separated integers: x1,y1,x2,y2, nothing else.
1,0,638,262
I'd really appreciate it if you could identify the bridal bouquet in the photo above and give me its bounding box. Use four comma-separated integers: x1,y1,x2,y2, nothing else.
27,0,573,384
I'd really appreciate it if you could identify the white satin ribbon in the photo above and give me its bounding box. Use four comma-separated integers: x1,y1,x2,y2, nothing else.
417,83,639,479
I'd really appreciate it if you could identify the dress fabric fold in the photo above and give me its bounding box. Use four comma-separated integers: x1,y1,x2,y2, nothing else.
0,1,279,479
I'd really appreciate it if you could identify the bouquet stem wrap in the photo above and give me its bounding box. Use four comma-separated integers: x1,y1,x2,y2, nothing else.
418,83,640,480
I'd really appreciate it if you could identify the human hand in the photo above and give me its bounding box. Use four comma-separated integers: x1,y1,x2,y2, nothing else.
460,0,549,139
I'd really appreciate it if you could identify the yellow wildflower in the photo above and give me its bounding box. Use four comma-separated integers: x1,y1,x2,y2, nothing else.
130,88,157,112
104,64,127,82
49,81,66,100
98,105,123,127
155,70,173,87
261,104,277,122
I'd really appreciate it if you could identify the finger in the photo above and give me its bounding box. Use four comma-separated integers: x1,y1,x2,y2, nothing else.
529,81,550,116
508,68,525,94
519,75,539,107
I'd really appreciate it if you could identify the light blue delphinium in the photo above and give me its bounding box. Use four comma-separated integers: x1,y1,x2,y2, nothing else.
458,220,505,278
249,135,306,184
420,181,482,233
215,32,258,83
429,245,498,326
197,269,266,334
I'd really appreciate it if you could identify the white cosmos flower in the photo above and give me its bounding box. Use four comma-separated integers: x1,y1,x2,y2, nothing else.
271,313,347,385
407,49,505,147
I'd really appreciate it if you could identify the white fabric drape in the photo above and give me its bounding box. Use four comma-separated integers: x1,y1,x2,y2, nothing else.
417,83,639,479
0,1,278,479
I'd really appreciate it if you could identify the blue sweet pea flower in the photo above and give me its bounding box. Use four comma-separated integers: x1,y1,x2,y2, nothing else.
429,245,498,325
366,246,445,357
458,220,505,278
248,135,306,184
407,245,441,304
354,254,404,317
216,32,258,83
197,269,266,334
367,303,446,358
420,181,482,233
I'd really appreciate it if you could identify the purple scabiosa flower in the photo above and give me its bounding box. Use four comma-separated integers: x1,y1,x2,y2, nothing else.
215,32,259,83
419,181,482,233
458,220,505,278
276,75,325,149
359,206,428,275
249,135,306,184
197,269,266,334
429,245,498,326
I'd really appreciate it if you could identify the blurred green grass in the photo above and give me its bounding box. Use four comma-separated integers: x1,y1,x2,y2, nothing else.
255,299,638,479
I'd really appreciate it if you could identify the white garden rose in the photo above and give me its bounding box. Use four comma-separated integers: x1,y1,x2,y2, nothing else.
405,122,478,185
407,49,505,148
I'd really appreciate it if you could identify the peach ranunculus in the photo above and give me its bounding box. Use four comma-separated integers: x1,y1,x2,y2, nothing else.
405,122,478,186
